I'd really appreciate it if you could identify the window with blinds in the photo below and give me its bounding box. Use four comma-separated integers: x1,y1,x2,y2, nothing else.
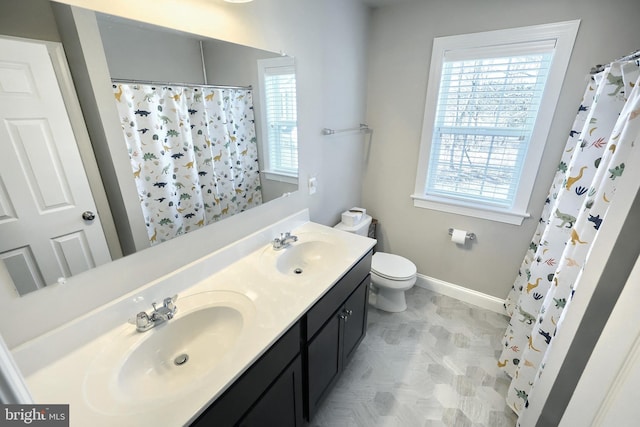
412,21,580,224
259,58,298,178
427,46,554,207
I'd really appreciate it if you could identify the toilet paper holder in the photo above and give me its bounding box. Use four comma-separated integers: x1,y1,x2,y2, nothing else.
448,228,476,241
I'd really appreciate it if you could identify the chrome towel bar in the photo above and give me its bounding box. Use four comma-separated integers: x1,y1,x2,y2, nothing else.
321,123,372,135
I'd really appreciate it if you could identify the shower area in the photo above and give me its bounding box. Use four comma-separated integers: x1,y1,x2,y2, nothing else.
96,12,292,246
112,81,261,244
500,49,640,425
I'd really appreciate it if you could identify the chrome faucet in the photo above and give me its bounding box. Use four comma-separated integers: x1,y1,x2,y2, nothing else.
272,232,298,250
135,295,178,332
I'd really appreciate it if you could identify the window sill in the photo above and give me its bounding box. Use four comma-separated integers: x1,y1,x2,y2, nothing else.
262,171,298,185
410,194,529,225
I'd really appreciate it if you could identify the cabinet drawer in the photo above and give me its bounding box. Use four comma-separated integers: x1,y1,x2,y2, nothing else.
191,322,301,426
306,250,372,340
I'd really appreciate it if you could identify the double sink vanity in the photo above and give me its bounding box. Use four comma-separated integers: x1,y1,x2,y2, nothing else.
11,210,376,426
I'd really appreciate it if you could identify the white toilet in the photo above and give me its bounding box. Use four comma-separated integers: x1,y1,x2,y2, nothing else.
335,214,417,312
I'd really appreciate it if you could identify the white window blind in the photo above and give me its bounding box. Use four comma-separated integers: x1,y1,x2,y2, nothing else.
426,44,554,208
413,21,580,224
263,64,298,176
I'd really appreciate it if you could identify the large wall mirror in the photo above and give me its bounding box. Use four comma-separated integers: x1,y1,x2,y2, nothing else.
0,1,298,296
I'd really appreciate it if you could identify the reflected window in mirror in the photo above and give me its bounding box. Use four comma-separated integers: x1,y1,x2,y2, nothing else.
258,57,298,184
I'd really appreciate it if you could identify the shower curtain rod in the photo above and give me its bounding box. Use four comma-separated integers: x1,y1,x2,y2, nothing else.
590,48,640,74
111,78,252,91
617,49,640,62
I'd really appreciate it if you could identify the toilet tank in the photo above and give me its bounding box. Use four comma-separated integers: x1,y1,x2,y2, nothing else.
334,214,372,236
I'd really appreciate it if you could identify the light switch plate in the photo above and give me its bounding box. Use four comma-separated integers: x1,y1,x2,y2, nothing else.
308,176,317,195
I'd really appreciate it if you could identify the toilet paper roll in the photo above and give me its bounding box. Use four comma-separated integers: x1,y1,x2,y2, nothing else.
451,229,468,244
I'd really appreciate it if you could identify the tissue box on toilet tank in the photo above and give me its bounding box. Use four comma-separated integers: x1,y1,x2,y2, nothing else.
341,208,366,226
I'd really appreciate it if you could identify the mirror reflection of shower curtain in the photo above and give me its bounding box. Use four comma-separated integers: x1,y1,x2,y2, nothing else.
112,83,262,245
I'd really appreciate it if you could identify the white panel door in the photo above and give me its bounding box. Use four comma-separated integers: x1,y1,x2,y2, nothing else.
0,37,111,294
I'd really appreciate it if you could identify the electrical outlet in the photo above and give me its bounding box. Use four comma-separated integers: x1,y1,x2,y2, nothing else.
308,176,317,195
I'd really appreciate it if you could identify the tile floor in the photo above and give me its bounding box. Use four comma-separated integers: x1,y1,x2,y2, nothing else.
310,286,518,427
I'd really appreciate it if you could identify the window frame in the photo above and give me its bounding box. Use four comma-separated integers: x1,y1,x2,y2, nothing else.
412,20,580,225
257,56,298,185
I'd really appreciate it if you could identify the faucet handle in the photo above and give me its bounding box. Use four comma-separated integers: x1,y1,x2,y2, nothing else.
163,294,177,307
163,295,178,315
135,312,152,331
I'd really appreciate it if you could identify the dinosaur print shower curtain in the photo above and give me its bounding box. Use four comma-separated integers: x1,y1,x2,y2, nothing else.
500,59,640,423
113,83,262,245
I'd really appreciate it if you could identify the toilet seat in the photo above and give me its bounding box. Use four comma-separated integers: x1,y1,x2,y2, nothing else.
371,252,417,281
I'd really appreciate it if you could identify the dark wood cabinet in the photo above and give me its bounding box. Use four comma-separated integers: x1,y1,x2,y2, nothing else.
305,250,372,420
307,311,342,416
239,355,304,427
190,249,373,427
342,277,369,362
191,323,302,427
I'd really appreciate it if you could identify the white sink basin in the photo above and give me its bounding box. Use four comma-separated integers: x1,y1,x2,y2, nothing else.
261,232,348,277
83,290,255,415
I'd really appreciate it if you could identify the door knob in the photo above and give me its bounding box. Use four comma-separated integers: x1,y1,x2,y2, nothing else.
82,211,96,221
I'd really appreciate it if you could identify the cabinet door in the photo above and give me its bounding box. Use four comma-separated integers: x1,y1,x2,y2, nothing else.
191,323,300,426
307,314,343,417
240,356,304,427
342,276,369,363
306,251,372,339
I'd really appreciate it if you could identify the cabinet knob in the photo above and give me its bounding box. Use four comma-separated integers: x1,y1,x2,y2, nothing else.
339,313,348,321
345,309,353,316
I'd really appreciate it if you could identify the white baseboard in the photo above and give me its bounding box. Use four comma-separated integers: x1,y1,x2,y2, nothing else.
415,274,506,315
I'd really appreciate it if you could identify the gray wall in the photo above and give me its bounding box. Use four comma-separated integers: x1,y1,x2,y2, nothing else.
0,0,60,42
97,15,205,83
363,0,640,298
202,39,272,86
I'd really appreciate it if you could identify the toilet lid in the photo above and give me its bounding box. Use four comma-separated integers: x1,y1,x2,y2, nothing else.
371,252,417,280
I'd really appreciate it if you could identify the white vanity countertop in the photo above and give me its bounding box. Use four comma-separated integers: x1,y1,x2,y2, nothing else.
13,214,375,427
